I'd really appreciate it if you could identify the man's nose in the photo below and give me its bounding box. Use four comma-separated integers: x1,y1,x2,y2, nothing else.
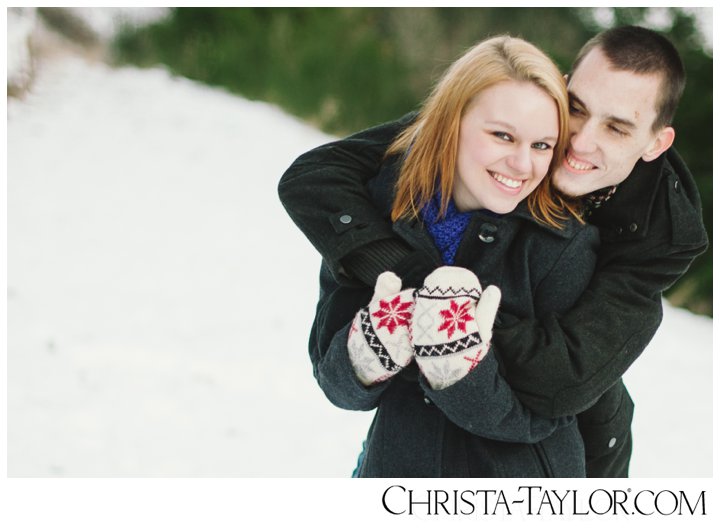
570,121,597,154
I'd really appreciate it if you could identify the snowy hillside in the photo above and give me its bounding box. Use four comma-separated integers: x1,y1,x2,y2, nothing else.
6,53,713,478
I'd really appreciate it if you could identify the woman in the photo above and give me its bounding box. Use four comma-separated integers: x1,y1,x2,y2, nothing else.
302,36,598,477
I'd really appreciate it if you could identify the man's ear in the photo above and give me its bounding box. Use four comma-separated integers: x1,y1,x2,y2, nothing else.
641,126,675,162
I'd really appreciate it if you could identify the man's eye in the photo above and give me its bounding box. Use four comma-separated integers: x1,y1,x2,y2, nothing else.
493,131,513,141
608,125,629,137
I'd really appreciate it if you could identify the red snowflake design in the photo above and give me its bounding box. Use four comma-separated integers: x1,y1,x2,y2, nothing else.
371,295,413,334
437,300,474,339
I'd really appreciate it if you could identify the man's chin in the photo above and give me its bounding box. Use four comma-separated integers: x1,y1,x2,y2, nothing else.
552,176,586,199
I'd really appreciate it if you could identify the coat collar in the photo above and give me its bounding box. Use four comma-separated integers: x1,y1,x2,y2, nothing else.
585,153,666,241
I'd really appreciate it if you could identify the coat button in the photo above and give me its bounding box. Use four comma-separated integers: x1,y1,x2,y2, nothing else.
339,214,353,224
629,222,638,233
478,223,497,243
616,227,623,235
674,180,680,192
608,437,617,448
423,396,434,407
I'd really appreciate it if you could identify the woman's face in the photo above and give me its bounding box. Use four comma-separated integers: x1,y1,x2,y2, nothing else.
453,80,559,214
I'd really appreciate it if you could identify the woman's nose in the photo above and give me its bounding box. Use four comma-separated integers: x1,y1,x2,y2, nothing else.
507,147,532,174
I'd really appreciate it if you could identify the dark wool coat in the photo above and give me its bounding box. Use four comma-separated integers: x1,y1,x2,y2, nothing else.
278,114,707,477
309,158,599,477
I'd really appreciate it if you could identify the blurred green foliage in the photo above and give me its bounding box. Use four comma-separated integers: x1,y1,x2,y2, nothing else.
111,7,712,315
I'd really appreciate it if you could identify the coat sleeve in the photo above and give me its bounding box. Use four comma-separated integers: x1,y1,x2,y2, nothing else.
278,113,429,286
493,234,704,418
419,226,599,442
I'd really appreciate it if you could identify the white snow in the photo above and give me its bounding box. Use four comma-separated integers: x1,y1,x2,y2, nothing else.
65,7,170,40
7,55,372,478
6,52,713,479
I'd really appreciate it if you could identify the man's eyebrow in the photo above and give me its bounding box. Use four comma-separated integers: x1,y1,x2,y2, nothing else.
569,91,637,130
607,115,637,130
568,92,587,111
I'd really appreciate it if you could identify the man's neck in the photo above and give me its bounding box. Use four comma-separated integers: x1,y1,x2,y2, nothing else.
583,185,619,216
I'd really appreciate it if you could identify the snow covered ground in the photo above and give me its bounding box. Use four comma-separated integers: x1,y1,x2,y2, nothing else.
6,46,713,479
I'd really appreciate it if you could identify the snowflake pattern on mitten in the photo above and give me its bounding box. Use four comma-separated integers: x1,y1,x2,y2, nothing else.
438,299,474,339
347,272,416,386
412,267,500,390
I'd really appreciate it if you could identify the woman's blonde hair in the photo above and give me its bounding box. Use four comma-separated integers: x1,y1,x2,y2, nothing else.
388,35,582,228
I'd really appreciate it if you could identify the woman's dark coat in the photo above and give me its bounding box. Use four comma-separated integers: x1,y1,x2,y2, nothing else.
310,158,599,477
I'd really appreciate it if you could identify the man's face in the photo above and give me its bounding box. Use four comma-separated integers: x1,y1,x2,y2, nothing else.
552,47,671,197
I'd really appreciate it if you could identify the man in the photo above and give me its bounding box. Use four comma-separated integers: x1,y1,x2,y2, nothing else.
278,26,707,477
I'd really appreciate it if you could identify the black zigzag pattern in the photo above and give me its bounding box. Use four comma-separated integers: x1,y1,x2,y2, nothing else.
414,332,482,358
415,285,481,301
359,309,401,373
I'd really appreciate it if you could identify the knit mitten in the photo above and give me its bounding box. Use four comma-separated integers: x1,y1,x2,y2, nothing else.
347,271,416,386
412,266,501,390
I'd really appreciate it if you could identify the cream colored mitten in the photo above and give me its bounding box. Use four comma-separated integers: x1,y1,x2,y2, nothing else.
347,272,415,386
412,266,501,390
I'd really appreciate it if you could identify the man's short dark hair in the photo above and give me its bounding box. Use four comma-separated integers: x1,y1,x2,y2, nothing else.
570,25,686,131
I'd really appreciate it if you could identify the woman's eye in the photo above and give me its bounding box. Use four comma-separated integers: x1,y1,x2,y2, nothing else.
493,131,512,141
569,104,583,116
532,142,553,151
